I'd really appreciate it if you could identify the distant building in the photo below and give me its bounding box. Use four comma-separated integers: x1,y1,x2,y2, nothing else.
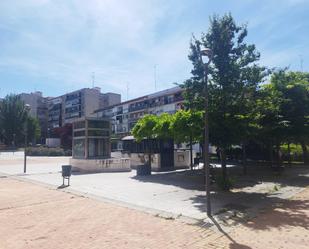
18,87,121,143
47,87,121,130
93,86,184,150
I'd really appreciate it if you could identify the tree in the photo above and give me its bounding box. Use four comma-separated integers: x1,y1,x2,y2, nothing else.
255,82,287,167
0,94,28,146
172,110,204,169
181,13,268,187
131,114,159,168
265,70,309,164
27,116,41,145
53,123,73,150
153,113,174,141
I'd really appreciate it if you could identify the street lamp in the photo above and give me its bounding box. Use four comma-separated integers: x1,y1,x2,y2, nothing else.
200,47,213,217
24,104,31,173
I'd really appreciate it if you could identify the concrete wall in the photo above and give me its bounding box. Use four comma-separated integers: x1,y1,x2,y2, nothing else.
121,152,160,170
46,138,61,148
84,88,101,118
70,158,131,173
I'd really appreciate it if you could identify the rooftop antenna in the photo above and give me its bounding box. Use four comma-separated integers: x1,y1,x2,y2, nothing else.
299,55,303,72
126,82,130,101
154,64,157,91
92,72,95,88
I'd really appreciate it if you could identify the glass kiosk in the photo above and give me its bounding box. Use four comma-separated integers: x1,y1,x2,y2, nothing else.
72,118,111,159
70,117,130,172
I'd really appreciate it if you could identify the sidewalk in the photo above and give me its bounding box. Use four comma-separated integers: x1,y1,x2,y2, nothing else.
0,176,308,249
0,177,217,249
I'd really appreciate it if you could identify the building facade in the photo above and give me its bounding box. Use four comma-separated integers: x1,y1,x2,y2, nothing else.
18,87,120,144
47,87,121,130
93,86,184,150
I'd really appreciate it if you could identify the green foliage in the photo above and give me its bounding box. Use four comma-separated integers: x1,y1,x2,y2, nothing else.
182,13,268,150
181,13,268,184
216,175,234,191
172,110,204,144
131,114,159,142
154,113,174,140
0,94,28,145
27,116,41,144
257,70,309,163
281,143,303,155
26,146,69,156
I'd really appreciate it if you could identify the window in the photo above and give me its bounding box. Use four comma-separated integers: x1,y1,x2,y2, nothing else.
73,139,85,158
88,120,110,129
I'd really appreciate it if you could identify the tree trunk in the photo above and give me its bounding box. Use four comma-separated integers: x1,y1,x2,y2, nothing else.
190,134,193,170
242,141,247,175
301,141,309,165
147,139,152,168
287,142,291,167
276,142,281,168
269,144,273,167
220,149,227,188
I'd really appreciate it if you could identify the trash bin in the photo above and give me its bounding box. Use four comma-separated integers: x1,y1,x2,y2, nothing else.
62,165,72,186
62,165,72,177
136,164,151,176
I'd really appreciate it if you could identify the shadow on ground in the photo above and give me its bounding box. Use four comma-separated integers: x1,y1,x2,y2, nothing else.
132,165,309,191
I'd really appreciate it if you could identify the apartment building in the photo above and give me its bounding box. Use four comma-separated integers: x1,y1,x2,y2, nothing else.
47,87,121,129
19,91,48,141
93,86,184,150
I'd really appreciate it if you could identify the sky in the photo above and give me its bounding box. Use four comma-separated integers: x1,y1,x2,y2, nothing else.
0,0,309,100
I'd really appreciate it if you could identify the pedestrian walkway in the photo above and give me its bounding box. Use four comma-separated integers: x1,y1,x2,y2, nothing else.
1,176,309,249
0,177,218,249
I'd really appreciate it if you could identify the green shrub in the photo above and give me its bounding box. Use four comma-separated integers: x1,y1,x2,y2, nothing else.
216,175,235,191
26,146,67,156
64,149,72,156
280,143,306,162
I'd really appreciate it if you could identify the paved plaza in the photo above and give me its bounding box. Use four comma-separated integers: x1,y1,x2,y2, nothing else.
0,152,308,223
1,172,308,249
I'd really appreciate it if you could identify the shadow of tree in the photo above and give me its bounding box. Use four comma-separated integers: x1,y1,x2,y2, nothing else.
242,197,309,230
190,190,309,230
132,169,206,191
132,165,309,191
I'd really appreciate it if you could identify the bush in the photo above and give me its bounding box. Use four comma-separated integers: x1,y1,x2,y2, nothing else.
281,143,305,162
26,146,67,156
64,149,72,156
216,175,235,191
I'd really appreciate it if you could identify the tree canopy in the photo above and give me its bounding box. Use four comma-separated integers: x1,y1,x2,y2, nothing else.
0,94,41,146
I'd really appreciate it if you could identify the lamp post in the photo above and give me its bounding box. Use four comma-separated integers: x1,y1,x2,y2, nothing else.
13,133,16,155
24,104,31,173
200,47,213,217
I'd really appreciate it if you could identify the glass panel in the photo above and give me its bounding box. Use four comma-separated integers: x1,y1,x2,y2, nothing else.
74,121,85,129
88,130,109,137
88,138,110,158
73,139,85,158
88,120,109,129
74,130,85,137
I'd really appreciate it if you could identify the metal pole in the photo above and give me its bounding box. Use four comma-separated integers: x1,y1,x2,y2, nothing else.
204,65,211,217
24,118,28,173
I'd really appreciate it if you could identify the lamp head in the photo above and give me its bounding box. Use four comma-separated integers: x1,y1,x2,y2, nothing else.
200,48,213,64
24,104,31,111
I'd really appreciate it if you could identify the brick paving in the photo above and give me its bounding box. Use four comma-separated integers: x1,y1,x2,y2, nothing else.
0,177,219,249
0,176,308,249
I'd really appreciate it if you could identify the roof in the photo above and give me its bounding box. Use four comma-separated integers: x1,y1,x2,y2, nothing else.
121,135,135,141
94,85,183,113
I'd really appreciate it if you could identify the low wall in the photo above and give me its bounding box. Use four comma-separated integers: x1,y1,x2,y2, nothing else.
121,153,160,170
70,158,131,173
46,138,61,148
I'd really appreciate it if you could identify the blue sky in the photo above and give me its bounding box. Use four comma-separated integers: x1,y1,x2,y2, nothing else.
0,0,308,100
